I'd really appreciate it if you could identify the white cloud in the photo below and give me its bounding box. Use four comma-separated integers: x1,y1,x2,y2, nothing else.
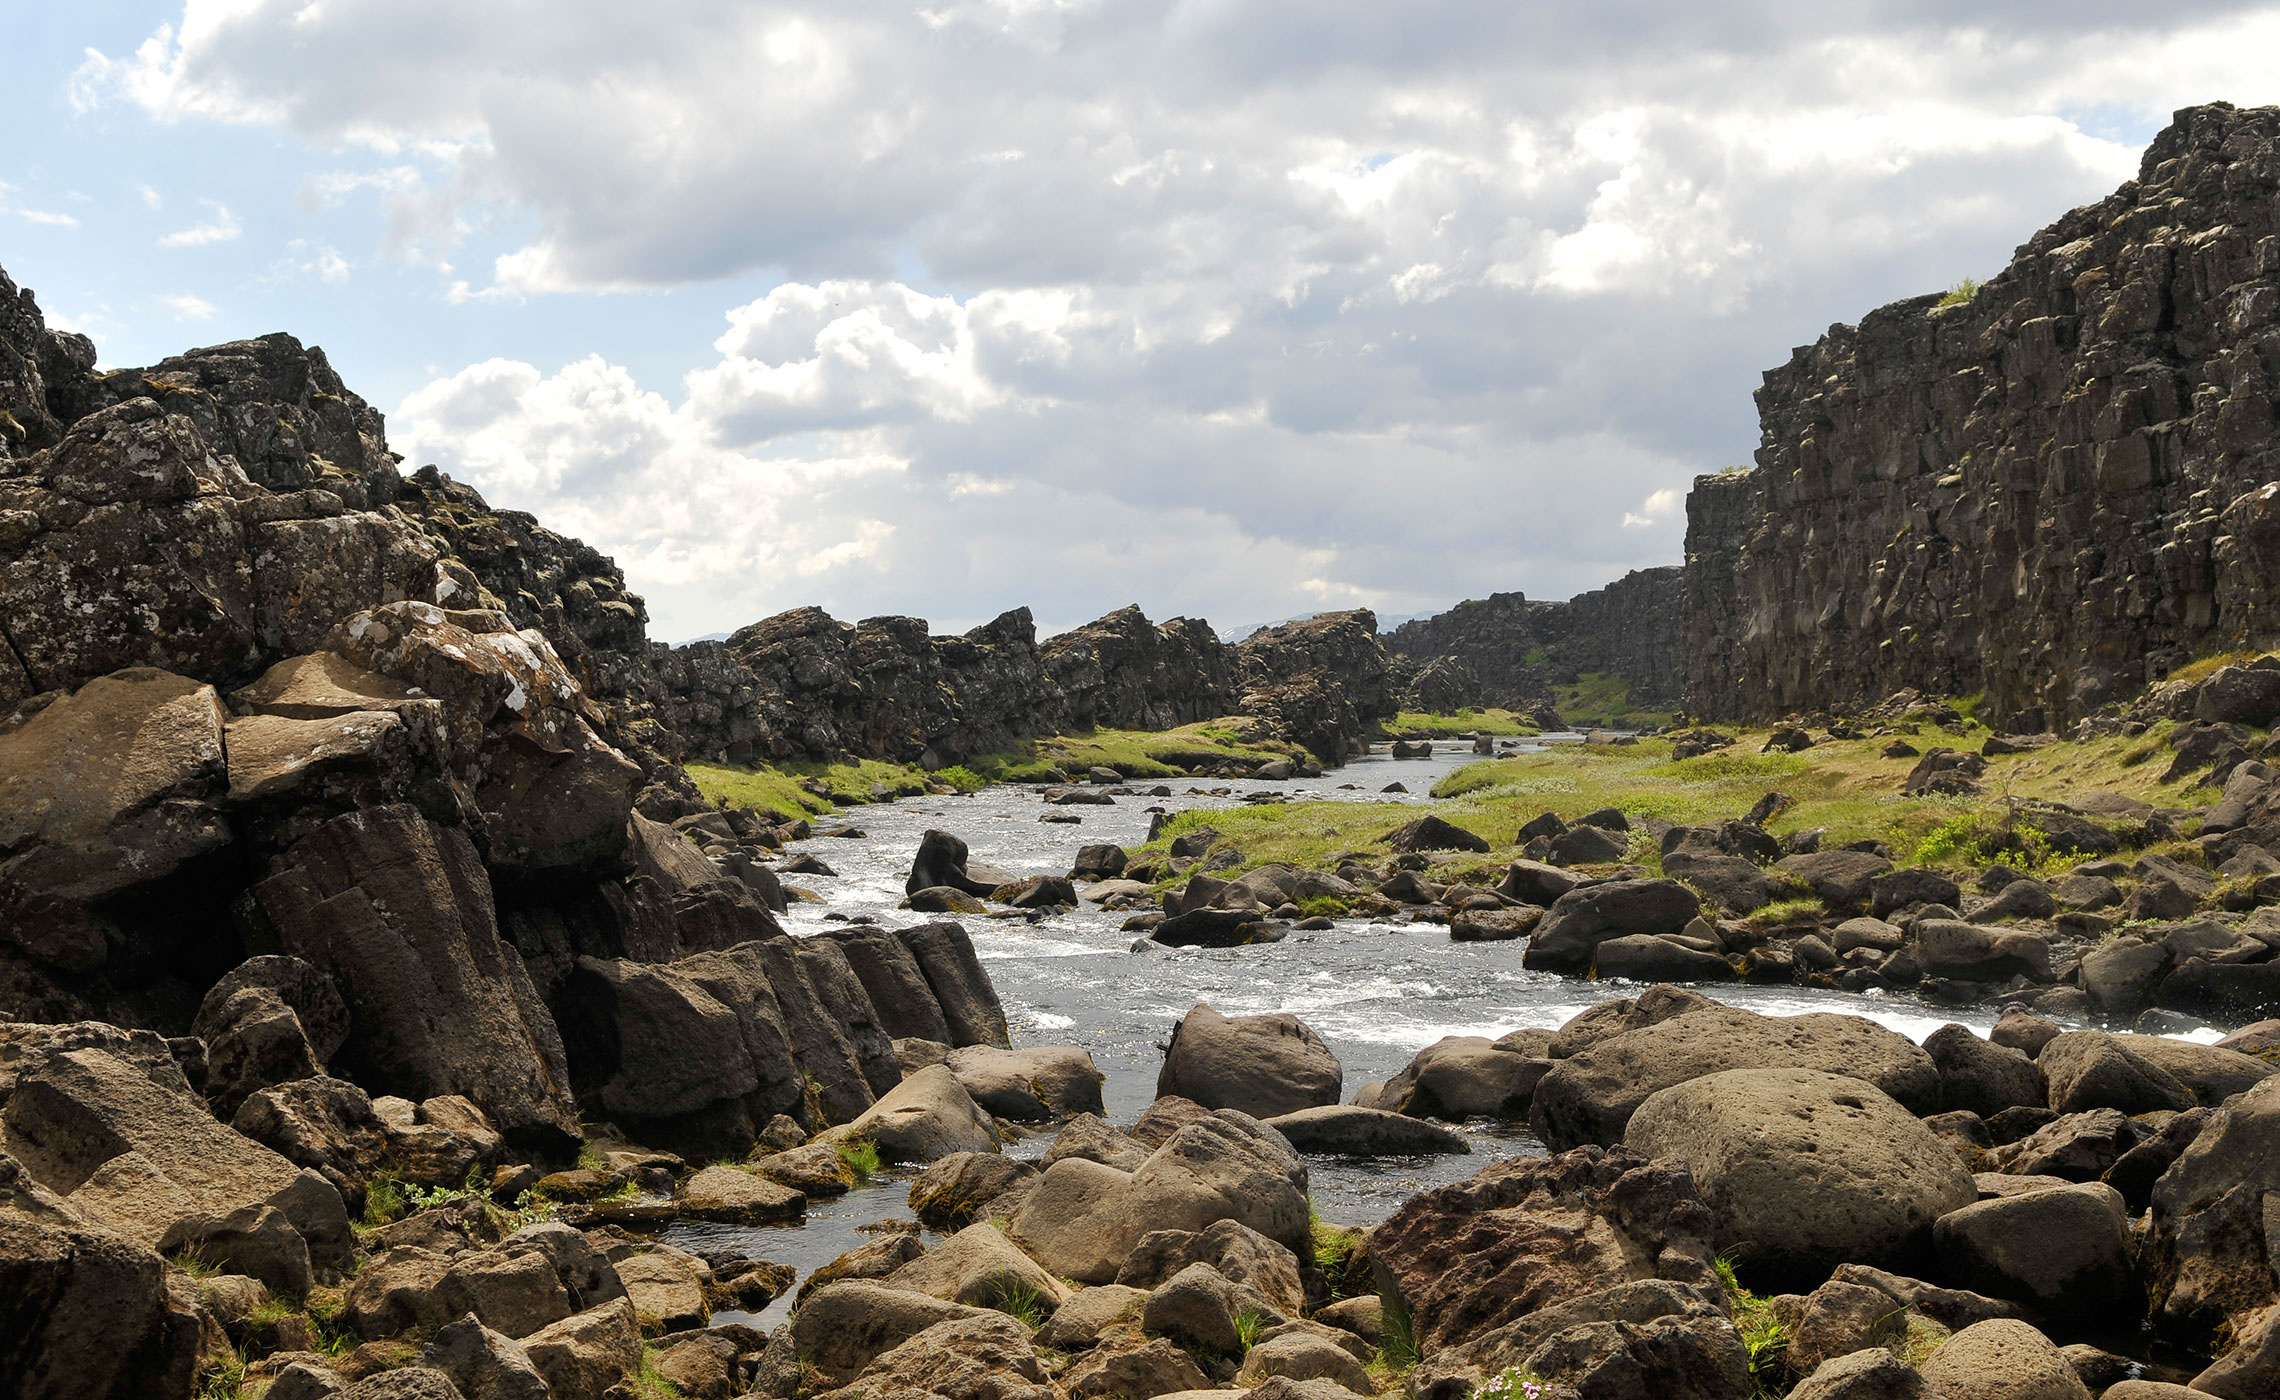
155,292,216,320
264,239,350,285
156,199,239,247
20,209,79,228
1623,488,1681,529
70,2,2280,637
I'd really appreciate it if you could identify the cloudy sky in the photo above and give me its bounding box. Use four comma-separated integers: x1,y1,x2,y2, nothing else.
7,3,2277,641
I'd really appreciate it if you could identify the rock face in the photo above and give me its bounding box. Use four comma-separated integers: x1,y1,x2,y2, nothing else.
252,804,581,1148
1681,102,2280,727
1040,605,1239,732
1233,610,1397,762
1383,571,1685,713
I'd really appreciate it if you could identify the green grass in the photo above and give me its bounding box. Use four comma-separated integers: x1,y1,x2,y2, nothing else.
1717,1254,1792,1399
1939,276,1982,307
1234,1307,1270,1351
1377,1288,1419,1373
995,1282,1048,1330
684,721,1305,818
1382,709,1543,738
1113,702,2226,906
632,1344,687,1399
1551,671,1677,730
837,1140,882,1181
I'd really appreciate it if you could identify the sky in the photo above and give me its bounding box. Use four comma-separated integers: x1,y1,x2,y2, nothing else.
5,3,2278,643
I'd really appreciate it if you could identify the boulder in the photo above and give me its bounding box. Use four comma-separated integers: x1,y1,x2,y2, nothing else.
3,1046,352,1279
943,1044,1104,1122
0,668,230,906
1064,1336,1210,1398
2039,1032,2196,1115
1775,850,1895,907
1497,859,1582,906
2191,1300,2280,1400
718,938,877,1128
1912,920,2052,982
1044,1114,1153,1172
0,1152,201,1400
195,986,325,1120
1369,1147,1729,1395
519,1297,642,1400
790,936,903,1097
1383,814,1491,853
1593,935,1737,982
2079,938,2173,1014
816,1311,1054,1400
1010,1111,1311,1284
674,1165,804,1224
1530,1004,1940,1150
2120,1033,2276,1106
1155,1004,1341,1119
1871,868,1963,918
1139,1260,1254,1355
906,830,1003,897
1523,879,1703,973
787,1281,992,1388
1371,1035,1546,1121
897,922,1011,1048
1625,1068,1976,1290
1923,1025,2045,1118
1449,907,1544,942
907,1153,1038,1230
1546,986,1715,1058
332,1370,467,1400
1991,1109,2133,1182
795,1234,927,1306
251,805,580,1146
1112,1217,1307,1316
1789,1347,1941,1400
1034,1284,1148,1351
887,1219,1071,1312
2144,1076,2280,1351
823,1064,998,1163
610,1247,709,1334
197,956,351,1064
1262,1104,1470,1155
1932,1184,2138,1322
1235,1331,1375,1392
1549,823,1628,865
1916,1319,2090,1400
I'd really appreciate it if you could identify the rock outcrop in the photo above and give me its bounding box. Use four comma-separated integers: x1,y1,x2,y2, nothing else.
1681,102,2280,727
1383,569,1684,714
1234,609,1396,761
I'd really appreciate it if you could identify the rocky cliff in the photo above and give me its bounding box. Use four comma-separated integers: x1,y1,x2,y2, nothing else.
1381,568,1684,714
1682,101,2280,728
1235,609,1396,760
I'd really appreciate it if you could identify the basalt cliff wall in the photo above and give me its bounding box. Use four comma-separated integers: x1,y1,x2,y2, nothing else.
1381,567,1683,714
1680,101,2280,728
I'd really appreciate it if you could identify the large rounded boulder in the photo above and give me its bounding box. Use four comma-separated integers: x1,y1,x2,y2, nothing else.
1155,1004,1340,1119
1624,1067,1976,1291
1521,879,1701,973
1531,1003,1940,1150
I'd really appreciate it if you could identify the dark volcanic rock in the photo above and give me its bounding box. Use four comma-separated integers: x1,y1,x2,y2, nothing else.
1680,103,2280,728
1233,610,1395,763
1041,605,1238,732
252,804,581,1148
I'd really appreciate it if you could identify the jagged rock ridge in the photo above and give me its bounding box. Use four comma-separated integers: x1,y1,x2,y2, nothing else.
1682,101,2280,728
1384,568,1683,714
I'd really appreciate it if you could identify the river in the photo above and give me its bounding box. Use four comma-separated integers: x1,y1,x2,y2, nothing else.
673,739,2046,1325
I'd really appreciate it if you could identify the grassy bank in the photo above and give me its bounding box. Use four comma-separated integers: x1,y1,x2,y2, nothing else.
1551,671,1678,730
684,720,1307,822
1129,709,2224,889
1380,709,1543,738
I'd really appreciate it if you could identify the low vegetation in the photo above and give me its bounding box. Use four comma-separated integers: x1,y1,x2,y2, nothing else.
685,721,1304,821
1549,671,1676,730
1125,704,2219,889
1379,708,1542,738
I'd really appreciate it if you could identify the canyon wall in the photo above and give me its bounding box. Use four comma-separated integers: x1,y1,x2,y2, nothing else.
1681,101,2280,728
1380,567,1683,714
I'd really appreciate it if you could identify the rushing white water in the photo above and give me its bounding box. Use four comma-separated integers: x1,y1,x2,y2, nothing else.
674,739,2123,1325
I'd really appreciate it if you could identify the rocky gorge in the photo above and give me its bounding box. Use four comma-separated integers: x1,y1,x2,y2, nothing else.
7,97,2280,1400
